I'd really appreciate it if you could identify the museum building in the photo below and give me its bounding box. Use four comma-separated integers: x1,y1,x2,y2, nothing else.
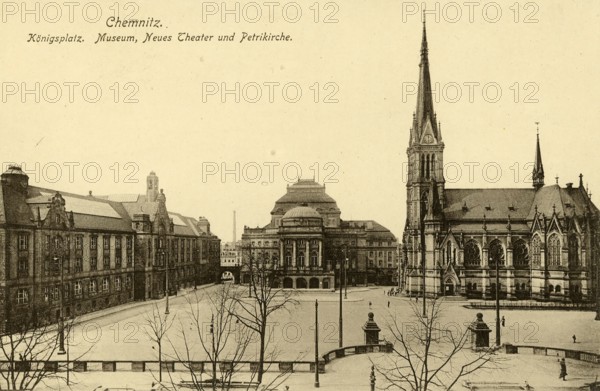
0,167,220,332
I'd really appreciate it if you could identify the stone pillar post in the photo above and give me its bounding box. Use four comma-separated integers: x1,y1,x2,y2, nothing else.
280,240,284,267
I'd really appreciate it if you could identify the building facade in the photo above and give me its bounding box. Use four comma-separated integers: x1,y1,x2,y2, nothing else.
242,179,398,289
403,23,600,305
0,168,220,332
220,240,242,283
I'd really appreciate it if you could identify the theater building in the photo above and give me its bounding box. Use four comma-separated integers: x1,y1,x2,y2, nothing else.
0,167,220,332
242,179,398,289
403,22,600,304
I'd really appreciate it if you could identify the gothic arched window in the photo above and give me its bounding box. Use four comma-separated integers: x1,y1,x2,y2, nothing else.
531,235,541,266
548,234,561,267
446,241,452,264
488,240,505,267
568,235,579,267
464,240,481,268
513,239,529,269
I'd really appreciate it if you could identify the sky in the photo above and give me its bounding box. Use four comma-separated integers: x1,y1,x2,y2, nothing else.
1,0,599,242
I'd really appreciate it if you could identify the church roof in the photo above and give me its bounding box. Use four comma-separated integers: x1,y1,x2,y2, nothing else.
528,184,598,219
444,188,535,221
445,183,598,228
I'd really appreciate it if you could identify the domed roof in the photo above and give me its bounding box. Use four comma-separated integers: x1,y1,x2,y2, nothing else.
2,165,27,176
282,205,321,219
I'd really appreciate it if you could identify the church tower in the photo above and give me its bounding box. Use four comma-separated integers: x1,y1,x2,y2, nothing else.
147,171,159,202
532,130,545,190
406,20,445,230
404,19,446,296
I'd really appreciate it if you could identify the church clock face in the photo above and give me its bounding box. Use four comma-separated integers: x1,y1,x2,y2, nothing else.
423,134,434,144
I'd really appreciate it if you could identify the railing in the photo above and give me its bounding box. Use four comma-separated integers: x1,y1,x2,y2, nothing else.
321,342,394,364
504,344,600,364
469,300,595,310
0,343,395,375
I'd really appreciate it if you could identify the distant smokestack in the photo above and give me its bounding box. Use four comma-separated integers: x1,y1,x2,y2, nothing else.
233,210,237,243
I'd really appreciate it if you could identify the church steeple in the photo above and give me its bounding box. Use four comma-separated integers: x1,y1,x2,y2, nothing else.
405,20,445,230
533,123,545,190
410,17,439,146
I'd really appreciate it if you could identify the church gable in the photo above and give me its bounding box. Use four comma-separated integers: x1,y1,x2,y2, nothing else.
419,117,438,145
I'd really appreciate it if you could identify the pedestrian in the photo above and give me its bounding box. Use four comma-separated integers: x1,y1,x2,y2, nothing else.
369,301,372,309
572,335,576,343
416,296,419,303
559,358,567,381
501,316,505,327
387,300,390,308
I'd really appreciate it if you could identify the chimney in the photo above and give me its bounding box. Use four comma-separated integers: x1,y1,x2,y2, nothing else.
566,183,573,190
233,210,237,243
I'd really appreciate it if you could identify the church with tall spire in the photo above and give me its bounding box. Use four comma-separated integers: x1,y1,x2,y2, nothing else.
402,21,600,307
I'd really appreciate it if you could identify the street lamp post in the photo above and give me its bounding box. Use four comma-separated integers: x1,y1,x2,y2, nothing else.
338,254,343,348
248,243,253,298
55,255,66,356
420,220,427,318
163,250,169,315
344,246,348,300
314,299,319,388
493,256,501,346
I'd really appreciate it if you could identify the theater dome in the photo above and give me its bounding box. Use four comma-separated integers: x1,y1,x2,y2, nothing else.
282,204,321,219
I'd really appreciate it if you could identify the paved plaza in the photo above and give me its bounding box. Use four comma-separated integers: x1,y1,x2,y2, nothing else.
42,285,600,390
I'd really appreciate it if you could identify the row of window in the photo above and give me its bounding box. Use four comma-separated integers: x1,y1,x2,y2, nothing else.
249,239,398,248
459,234,580,269
368,251,394,259
368,259,395,268
16,275,133,305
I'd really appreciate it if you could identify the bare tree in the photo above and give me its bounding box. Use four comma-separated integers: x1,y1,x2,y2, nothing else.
166,284,253,390
0,307,90,390
143,303,175,383
231,247,298,385
373,298,501,391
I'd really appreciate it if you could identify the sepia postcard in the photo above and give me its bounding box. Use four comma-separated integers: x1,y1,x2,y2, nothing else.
0,1,599,390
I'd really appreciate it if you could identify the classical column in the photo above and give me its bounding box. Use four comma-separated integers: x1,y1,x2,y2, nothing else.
280,240,284,267
306,240,310,268
318,241,322,267
292,241,297,268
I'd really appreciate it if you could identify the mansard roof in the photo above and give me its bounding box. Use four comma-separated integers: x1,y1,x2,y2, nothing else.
271,179,339,214
25,186,133,232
